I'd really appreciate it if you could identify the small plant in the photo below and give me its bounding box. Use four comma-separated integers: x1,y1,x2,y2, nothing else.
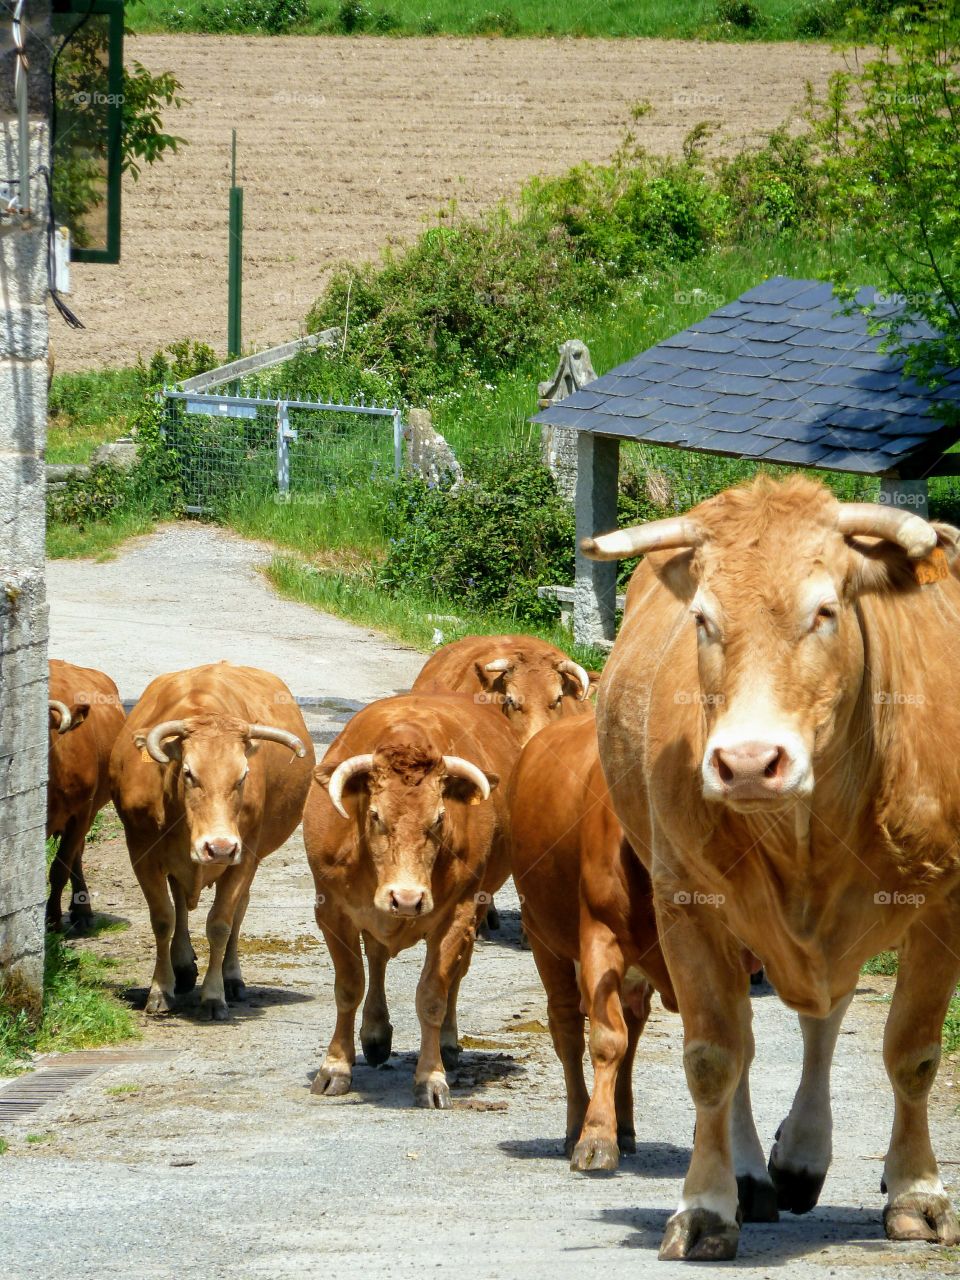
470,9,520,35
105,1083,141,1097
25,1133,53,1145
862,951,899,977
716,0,761,30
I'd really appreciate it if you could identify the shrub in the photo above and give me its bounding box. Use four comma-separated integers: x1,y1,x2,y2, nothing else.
377,449,574,625
716,0,762,30
470,9,520,35
716,128,823,237
163,0,308,33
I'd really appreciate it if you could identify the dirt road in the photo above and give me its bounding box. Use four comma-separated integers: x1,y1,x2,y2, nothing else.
3,525,958,1278
57,35,844,372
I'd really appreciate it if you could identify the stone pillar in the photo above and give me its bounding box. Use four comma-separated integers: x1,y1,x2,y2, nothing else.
878,476,928,522
0,71,51,1015
574,433,619,647
539,340,598,502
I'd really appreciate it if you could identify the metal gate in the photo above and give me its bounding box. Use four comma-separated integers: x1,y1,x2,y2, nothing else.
162,390,404,514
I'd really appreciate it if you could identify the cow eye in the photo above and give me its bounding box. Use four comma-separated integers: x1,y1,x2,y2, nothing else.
550,694,563,709
812,604,838,632
368,808,383,829
235,769,249,790
182,765,195,785
430,809,445,832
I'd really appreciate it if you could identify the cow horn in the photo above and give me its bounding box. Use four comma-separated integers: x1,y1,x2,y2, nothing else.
836,503,938,560
484,658,513,673
581,517,704,561
442,755,491,800
556,659,590,700
326,753,375,819
49,700,72,733
246,723,307,758
143,720,190,765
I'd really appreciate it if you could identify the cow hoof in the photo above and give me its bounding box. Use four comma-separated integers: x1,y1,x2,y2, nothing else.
68,913,94,936
485,903,501,931
768,1155,826,1215
362,1032,393,1067
201,998,230,1022
738,1173,780,1223
617,1127,637,1155
414,1078,451,1110
658,1209,740,1262
563,1133,578,1159
310,1066,352,1097
884,1193,960,1244
144,986,175,1015
570,1134,620,1174
223,978,247,1002
174,962,198,995
440,1042,461,1072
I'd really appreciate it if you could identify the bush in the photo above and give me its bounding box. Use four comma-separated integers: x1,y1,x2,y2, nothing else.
163,0,308,32
377,450,574,625
716,0,762,30
716,128,823,236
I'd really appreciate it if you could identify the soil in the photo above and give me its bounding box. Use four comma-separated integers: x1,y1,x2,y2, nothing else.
55,34,846,372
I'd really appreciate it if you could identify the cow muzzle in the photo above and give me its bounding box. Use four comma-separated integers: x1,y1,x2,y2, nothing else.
192,836,242,865
374,884,434,918
702,733,812,809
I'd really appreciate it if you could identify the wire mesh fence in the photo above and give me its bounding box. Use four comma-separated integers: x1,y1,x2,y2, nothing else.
162,391,403,513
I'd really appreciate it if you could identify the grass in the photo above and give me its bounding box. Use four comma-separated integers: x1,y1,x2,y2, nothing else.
265,553,607,666
47,368,145,465
45,509,157,560
0,933,138,1077
860,953,960,1056
862,951,899,977
124,0,839,40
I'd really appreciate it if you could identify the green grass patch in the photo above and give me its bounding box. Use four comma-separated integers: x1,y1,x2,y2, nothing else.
124,0,871,39
48,368,145,465
0,934,138,1077
945,994,960,1055
45,509,157,560
862,951,899,977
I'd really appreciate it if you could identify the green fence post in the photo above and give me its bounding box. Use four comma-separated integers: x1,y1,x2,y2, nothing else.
228,130,243,360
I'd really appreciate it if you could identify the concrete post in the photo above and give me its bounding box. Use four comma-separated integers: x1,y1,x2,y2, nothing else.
574,432,619,647
0,82,51,1014
879,476,928,522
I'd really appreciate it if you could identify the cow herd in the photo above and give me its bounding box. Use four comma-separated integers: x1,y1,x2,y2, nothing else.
44,474,960,1262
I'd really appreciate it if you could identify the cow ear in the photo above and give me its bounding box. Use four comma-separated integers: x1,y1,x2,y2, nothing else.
645,546,700,603
847,524,959,597
444,770,499,805
244,740,261,758
473,662,495,689
70,702,91,728
313,763,336,788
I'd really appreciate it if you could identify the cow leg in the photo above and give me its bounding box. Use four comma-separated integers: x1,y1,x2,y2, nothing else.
200,861,257,1021
311,910,364,1097
881,912,960,1245
133,858,177,1015
223,888,250,1002
657,909,745,1262
614,996,649,1157
571,920,631,1173
413,907,476,1109
360,933,393,1066
47,819,90,932
66,820,95,933
525,922,589,1155
440,937,474,1071
767,989,854,1214
732,999,778,1223
168,876,198,995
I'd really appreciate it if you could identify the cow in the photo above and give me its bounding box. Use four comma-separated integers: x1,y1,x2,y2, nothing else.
585,473,960,1260
414,634,593,930
511,710,678,1173
110,662,314,1021
47,659,126,932
303,693,519,1108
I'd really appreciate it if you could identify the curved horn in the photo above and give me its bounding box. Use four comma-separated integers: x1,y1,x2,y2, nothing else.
442,755,491,801
483,658,513,673
326,753,375,820
143,719,189,765
246,723,307,758
581,517,705,562
556,659,590,701
836,503,938,560
49,700,72,733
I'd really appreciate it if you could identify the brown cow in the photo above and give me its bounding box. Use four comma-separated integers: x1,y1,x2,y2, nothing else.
47,658,125,932
415,634,593,930
588,474,960,1259
303,693,519,1108
511,711,678,1173
110,662,314,1020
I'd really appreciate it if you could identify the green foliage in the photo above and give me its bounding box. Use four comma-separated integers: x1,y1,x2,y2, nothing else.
120,61,187,180
140,338,219,388
807,5,960,384
161,0,308,31
945,992,960,1054
862,950,899,976
716,128,823,237
377,450,574,625
715,0,762,30
0,934,137,1076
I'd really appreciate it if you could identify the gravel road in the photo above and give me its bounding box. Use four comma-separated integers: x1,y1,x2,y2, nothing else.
3,524,958,1279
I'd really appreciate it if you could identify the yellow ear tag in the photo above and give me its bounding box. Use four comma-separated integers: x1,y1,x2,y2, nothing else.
141,748,152,763
914,547,949,586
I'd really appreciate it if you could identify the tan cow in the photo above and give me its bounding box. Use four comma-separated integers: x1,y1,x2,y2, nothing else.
587,474,960,1259
511,711,679,1173
303,693,519,1108
47,659,126,931
110,662,314,1020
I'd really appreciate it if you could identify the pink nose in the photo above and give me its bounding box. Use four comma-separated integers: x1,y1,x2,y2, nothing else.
712,742,790,793
388,887,425,916
202,838,240,861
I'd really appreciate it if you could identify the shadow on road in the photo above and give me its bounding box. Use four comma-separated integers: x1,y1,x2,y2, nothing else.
304,1048,527,1108
498,1138,691,1179
123,984,314,1023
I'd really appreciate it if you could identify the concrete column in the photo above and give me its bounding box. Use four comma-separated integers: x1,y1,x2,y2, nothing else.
574,432,619,647
878,476,928,522
0,116,50,1019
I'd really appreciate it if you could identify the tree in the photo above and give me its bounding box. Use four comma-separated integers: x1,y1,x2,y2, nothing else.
809,4,960,385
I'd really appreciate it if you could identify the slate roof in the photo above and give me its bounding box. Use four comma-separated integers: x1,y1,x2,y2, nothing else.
533,276,960,475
